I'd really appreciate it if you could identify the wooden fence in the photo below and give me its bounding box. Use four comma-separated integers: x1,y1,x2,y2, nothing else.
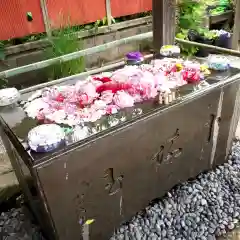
0,0,152,40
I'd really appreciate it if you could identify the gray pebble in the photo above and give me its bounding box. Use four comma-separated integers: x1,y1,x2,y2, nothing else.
228,222,235,230
161,229,167,237
201,199,207,206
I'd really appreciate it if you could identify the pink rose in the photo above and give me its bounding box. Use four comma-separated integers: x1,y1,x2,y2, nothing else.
89,109,106,122
106,105,119,114
100,90,114,104
77,82,98,99
113,91,134,108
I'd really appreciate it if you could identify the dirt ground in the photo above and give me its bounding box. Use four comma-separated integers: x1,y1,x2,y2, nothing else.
219,229,240,240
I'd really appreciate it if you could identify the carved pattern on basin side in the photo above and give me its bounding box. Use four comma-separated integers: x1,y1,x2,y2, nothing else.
104,168,123,196
151,129,183,170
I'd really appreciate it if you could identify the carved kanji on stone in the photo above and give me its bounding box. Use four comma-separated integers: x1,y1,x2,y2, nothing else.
152,129,183,169
104,168,123,196
75,181,89,225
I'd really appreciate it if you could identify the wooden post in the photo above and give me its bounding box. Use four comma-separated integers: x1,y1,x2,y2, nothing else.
105,0,112,26
152,0,176,53
40,0,52,38
232,0,240,50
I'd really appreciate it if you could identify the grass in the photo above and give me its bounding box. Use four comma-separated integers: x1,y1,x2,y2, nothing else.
45,25,85,80
0,11,152,81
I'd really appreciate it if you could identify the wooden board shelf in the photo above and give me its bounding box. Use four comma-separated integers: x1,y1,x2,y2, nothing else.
209,10,233,25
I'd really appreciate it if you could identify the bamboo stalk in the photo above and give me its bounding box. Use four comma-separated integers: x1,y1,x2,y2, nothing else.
20,54,154,94
105,0,112,26
40,0,52,38
21,62,126,94
1,32,240,80
0,32,153,79
175,38,240,57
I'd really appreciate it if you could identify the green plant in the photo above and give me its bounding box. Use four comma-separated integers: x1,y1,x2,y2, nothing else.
45,25,85,80
0,41,5,61
202,30,217,40
196,28,220,40
178,0,205,30
176,30,199,56
136,11,152,18
0,41,8,87
176,0,206,56
94,16,116,29
0,78,8,88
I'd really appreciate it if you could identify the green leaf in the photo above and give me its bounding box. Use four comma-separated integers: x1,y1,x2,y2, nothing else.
176,33,186,39
45,23,85,80
0,42,5,60
96,20,101,26
111,16,116,24
102,17,107,26
0,51,5,61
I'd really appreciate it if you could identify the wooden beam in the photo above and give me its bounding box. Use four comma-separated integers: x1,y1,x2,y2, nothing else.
152,0,176,53
209,10,233,25
232,0,240,50
105,0,112,26
40,0,52,38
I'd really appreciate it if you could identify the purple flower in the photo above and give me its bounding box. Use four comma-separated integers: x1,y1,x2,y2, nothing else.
126,52,143,61
218,30,231,38
211,30,231,38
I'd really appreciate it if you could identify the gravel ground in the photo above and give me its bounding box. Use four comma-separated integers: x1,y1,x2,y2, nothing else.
2,141,240,240
0,204,45,240
111,141,240,240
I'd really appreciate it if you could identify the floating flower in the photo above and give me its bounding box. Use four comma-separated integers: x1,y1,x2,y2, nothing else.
96,82,132,94
93,76,112,83
106,105,119,115
126,51,144,61
113,91,135,108
100,90,114,104
24,56,203,127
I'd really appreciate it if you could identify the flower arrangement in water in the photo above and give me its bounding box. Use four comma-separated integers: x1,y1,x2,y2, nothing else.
23,57,211,127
